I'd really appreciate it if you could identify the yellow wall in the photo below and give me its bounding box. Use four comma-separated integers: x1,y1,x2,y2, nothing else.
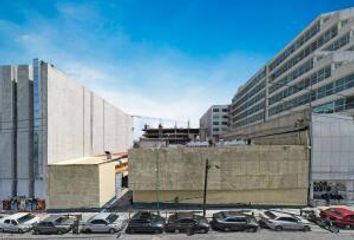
48,161,116,209
98,161,117,206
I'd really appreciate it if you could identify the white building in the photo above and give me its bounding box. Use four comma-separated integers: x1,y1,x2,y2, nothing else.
231,7,354,130
0,59,134,203
199,105,229,141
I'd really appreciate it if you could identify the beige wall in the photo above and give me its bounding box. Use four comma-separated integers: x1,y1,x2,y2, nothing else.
129,146,309,205
48,161,116,209
98,161,117,206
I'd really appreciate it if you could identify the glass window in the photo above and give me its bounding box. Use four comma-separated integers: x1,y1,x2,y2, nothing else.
91,219,107,224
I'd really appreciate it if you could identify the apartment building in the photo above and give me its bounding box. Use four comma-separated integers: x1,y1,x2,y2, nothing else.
0,59,134,203
200,105,229,141
230,7,354,130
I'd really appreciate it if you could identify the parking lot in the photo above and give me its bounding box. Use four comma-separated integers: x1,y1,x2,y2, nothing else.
1,208,354,239
1,227,354,240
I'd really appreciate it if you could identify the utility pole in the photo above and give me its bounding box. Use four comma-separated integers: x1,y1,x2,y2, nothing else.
155,150,160,214
308,86,314,205
202,158,210,217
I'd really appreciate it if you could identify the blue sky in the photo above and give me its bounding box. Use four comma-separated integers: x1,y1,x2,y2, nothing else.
0,0,353,127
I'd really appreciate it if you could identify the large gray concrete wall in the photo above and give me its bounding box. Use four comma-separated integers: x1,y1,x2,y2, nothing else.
0,66,16,199
129,146,309,205
45,64,133,165
16,65,33,197
0,60,133,201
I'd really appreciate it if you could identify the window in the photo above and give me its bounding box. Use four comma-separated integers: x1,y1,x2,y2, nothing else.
213,121,219,125
11,220,18,226
222,108,229,112
106,214,118,223
4,219,10,224
179,219,195,224
213,108,220,112
91,219,107,224
278,217,297,222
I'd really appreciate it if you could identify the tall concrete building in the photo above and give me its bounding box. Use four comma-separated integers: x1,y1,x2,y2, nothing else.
231,7,354,130
0,59,134,202
199,105,229,141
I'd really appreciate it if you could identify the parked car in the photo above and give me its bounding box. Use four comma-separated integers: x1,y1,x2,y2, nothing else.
211,211,258,232
32,215,75,235
320,207,354,229
0,213,40,233
81,213,124,234
165,212,209,234
125,211,165,234
259,210,311,231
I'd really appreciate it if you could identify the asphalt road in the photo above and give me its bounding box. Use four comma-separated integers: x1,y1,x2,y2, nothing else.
1,227,354,240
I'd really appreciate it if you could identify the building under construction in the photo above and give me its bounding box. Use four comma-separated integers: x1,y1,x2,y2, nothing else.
139,124,201,147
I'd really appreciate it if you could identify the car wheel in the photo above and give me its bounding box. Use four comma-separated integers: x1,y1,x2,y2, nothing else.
200,228,208,234
85,228,92,234
58,229,64,235
250,227,258,232
18,229,24,234
274,226,283,231
345,224,351,230
175,229,180,233
109,228,115,234
303,226,311,232
224,227,231,232
155,229,162,234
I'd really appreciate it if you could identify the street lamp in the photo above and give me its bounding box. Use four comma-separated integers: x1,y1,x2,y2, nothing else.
202,158,220,217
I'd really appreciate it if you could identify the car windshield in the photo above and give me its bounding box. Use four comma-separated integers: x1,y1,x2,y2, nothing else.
106,214,119,223
17,214,35,224
264,211,276,219
55,217,67,223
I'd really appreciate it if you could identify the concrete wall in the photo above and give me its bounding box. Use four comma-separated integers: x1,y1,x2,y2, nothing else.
37,63,133,200
252,130,308,145
46,64,133,164
16,65,33,197
0,60,134,202
129,146,309,205
47,164,99,209
47,161,117,209
0,66,16,199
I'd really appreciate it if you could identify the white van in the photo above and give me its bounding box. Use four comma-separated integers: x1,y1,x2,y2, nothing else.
0,213,40,233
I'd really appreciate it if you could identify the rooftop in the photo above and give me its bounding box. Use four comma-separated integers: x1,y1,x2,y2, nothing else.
49,153,127,166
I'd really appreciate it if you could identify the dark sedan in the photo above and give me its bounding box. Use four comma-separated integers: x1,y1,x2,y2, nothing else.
125,212,165,234
165,213,209,234
32,215,74,235
211,211,259,232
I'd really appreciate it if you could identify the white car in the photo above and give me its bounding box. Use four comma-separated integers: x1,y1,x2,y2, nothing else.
81,213,125,234
0,213,40,233
259,210,311,231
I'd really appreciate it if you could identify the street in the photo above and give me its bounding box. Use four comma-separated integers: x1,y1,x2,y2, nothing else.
1,226,354,240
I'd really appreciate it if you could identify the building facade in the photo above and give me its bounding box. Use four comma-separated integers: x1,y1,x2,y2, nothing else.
0,59,134,202
231,7,354,131
199,105,229,141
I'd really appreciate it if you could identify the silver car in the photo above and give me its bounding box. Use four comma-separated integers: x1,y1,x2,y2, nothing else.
260,210,311,231
0,213,40,233
81,213,124,234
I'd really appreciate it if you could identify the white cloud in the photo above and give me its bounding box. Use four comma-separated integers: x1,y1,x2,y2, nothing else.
0,2,269,128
